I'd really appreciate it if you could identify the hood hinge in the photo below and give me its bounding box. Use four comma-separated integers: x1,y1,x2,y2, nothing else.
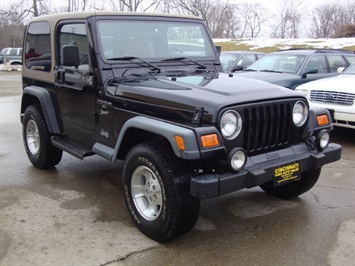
193,107,204,127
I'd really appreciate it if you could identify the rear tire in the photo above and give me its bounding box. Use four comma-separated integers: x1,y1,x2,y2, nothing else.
22,105,63,169
123,142,200,242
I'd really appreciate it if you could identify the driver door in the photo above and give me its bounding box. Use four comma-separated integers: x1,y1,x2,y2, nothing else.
54,22,96,134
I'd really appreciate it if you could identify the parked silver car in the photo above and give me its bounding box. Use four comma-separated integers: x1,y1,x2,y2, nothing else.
0,47,22,65
220,51,265,72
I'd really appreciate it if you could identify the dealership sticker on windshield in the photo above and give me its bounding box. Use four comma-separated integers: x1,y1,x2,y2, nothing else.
273,161,300,186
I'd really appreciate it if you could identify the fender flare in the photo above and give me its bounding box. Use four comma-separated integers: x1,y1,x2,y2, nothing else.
21,86,61,134
306,107,334,136
93,116,203,161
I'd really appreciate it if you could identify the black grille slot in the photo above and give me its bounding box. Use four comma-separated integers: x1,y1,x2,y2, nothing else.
243,102,292,153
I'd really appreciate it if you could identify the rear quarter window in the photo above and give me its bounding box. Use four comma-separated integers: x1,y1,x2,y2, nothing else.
326,55,347,73
344,55,355,65
25,21,51,72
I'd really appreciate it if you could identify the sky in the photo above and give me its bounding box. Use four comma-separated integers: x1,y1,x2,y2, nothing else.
1,0,353,13
1,0,353,38
1,0,353,10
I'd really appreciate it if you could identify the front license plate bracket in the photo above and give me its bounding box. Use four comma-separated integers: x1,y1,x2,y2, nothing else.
273,161,300,186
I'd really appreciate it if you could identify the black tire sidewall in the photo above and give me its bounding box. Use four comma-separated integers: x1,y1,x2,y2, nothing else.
123,145,177,240
23,106,49,168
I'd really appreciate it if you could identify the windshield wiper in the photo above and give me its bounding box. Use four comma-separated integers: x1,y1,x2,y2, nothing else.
107,56,161,73
259,69,283,73
161,57,209,71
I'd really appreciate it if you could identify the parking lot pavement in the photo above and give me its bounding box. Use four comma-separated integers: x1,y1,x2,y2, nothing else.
0,71,354,266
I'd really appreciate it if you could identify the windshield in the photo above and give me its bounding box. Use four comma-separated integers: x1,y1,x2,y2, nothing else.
342,63,355,75
247,54,306,74
96,20,215,62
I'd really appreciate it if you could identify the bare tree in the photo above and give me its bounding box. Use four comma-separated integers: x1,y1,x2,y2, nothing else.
66,0,91,12
1,0,50,20
0,1,27,48
156,0,172,13
309,2,355,38
271,0,305,38
334,24,355,38
169,0,239,38
205,1,239,38
54,0,94,12
238,2,269,38
0,0,48,47
108,0,159,12
27,0,50,17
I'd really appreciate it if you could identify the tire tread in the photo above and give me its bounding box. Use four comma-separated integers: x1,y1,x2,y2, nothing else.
23,105,62,169
123,142,200,242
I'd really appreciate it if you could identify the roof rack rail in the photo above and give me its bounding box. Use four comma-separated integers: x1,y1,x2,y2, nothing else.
315,49,355,54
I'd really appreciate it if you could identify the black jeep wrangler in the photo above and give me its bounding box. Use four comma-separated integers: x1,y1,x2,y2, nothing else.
21,11,341,242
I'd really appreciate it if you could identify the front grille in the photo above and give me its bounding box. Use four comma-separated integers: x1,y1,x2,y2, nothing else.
240,101,294,154
310,90,355,106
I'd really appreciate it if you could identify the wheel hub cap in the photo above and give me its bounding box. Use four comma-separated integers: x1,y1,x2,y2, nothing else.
131,165,163,221
26,119,40,155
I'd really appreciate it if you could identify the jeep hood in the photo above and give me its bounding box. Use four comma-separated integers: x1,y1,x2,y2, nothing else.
111,72,301,123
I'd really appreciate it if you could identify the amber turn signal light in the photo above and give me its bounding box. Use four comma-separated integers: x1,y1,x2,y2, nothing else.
174,135,185,150
201,134,219,148
317,115,329,126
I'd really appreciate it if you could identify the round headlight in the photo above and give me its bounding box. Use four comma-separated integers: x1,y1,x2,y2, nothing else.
220,110,242,140
316,129,330,150
228,148,247,171
293,101,308,127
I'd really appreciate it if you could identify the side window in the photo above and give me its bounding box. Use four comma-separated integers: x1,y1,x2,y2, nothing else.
344,55,355,65
25,21,51,72
9,49,17,56
59,23,88,68
238,55,256,69
327,55,347,73
305,55,327,73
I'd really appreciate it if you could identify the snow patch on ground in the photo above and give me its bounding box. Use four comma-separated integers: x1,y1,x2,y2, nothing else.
0,64,22,72
213,37,355,50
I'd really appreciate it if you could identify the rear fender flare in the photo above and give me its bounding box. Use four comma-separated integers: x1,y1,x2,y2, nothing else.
21,86,61,134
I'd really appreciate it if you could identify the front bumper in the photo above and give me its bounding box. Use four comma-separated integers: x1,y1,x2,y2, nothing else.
190,142,342,199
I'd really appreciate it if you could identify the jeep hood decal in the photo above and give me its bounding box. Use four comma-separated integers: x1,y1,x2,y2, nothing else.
111,72,300,123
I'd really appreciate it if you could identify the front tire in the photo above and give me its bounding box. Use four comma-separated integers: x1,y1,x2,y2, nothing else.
123,142,200,242
22,105,63,169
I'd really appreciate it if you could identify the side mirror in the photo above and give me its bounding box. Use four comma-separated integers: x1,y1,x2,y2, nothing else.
301,67,318,78
61,45,80,67
230,65,244,72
